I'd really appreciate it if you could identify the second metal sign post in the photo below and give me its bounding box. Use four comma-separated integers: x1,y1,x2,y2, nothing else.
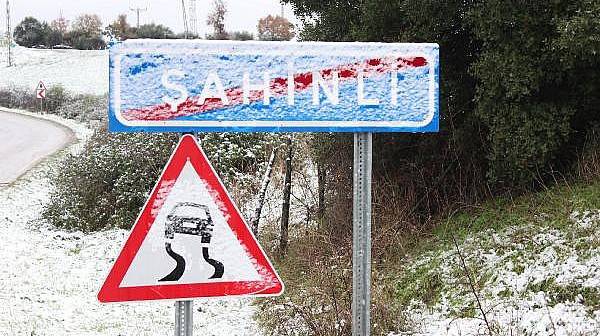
353,132,373,336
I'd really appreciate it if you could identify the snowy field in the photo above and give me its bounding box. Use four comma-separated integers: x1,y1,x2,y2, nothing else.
0,46,108,95
0,115,261,335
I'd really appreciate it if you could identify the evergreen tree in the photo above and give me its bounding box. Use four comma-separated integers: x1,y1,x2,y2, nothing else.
13,17,48,47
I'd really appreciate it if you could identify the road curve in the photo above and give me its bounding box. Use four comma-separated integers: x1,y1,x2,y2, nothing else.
0,109,75,184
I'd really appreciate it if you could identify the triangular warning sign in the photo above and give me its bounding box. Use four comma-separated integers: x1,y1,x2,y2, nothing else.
98,135,284,302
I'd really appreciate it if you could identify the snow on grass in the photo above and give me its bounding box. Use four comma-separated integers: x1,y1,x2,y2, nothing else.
0,116,261,335
392,209,600,336
0,46,108,95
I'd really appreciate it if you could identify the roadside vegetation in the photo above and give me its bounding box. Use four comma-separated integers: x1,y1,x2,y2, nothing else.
253,0,600,334
10,0,294,49
0,85,105,122
257,175,600,335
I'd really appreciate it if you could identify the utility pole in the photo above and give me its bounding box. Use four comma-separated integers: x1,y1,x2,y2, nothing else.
129,4,147,29
181,0,189,39
188,0,197,37
6,0,12,67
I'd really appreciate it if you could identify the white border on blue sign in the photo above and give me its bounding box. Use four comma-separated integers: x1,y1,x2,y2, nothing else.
109,40,439,132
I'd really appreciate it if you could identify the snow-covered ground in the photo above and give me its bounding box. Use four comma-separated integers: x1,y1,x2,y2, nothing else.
0,46,108,95
0,108,75,184
392,210,600,336
0,116,261,335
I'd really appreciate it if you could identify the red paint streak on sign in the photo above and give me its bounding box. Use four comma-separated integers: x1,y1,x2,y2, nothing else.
122,56,428,122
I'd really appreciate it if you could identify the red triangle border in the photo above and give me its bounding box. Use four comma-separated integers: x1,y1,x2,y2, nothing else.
98,135,284,302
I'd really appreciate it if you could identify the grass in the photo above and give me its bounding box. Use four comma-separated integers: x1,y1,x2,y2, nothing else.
395,256,444,307
526,278,600,310
436,182,599,241
391,179,600,325
255,178,600,335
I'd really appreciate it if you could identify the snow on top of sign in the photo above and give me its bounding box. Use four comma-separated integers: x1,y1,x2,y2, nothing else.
116,39,439,56
119,55,429,122
110,40,439,132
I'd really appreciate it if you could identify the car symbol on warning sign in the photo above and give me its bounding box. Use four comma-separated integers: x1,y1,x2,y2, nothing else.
159,202,224,282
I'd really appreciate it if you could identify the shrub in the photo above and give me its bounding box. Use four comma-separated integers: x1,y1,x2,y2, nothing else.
0,87,39,111
0,86,107,123
43,130,179,231
57,93,107,122
13,17,49,47
43,130,278,232
44,85,69,112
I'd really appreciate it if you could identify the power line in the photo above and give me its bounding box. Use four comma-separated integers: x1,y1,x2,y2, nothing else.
181,0,189,39
129,3,147,29
188,0,197,37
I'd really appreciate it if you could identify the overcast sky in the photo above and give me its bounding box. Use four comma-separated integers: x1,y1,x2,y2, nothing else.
2,0,299,36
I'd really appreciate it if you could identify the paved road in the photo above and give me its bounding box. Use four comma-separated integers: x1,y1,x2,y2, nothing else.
0,110,74,184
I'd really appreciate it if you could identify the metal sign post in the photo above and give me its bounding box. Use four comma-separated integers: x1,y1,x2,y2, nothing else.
175,132,194,336
175,300,193,336
352,132,372,336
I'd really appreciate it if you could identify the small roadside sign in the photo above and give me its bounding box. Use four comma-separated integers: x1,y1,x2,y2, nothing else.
36,81,47,99
98,135,284,303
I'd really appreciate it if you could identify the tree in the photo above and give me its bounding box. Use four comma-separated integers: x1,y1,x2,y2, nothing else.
257,15,294,41
72,14,103,36
49,15,69,46
230,31,254,41
105,14,133,41
50,16,69,35
135,23,174,39
279,136,293,256
13,17,48,47
69,14,105,50
46,27,64,47
468,0,600,185
251,147,278,235
206,0,228,40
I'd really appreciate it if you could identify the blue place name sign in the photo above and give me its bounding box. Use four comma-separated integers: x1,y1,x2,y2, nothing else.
109,40,439,133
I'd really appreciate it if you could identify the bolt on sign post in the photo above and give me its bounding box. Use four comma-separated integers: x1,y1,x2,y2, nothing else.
103,40,439,336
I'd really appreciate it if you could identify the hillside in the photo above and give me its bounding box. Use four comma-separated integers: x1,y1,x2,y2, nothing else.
391,182,600,335
0,46,107,95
